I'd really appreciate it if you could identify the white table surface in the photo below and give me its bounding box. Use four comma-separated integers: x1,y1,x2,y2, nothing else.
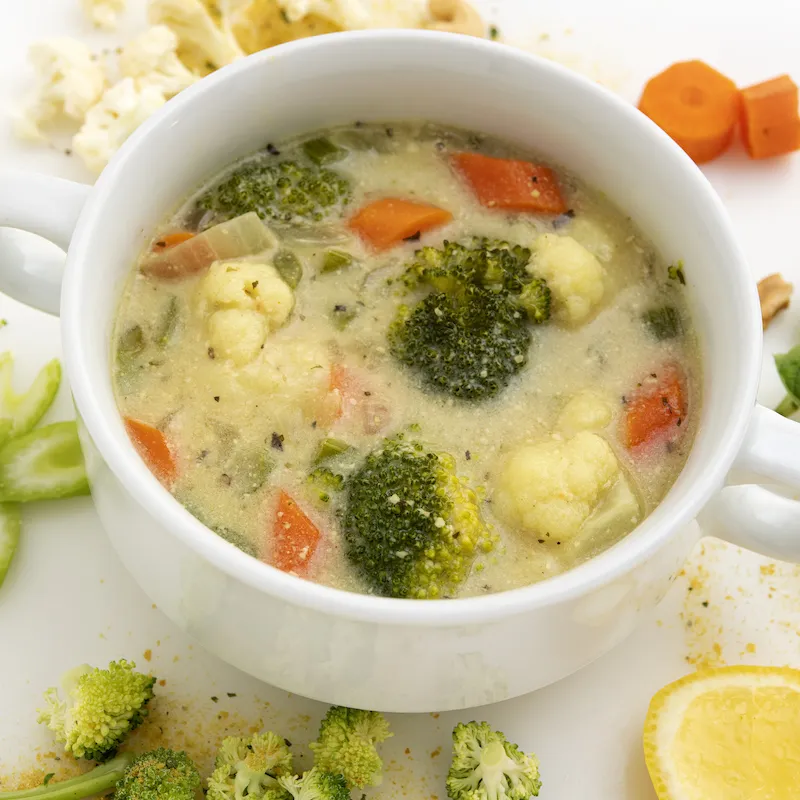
1,1,800,798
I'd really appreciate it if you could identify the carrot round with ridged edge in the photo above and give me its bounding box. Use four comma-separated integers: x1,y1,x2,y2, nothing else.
451,152,567,214
638,60,740,164
270,490,321,575
740,74,800,160
124,418,177,487
348,198,452,251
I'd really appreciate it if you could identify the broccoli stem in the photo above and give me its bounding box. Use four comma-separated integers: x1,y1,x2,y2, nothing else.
0,754,134,800
775,394,799,418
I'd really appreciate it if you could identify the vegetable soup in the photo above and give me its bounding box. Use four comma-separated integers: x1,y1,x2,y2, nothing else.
113,122,700,599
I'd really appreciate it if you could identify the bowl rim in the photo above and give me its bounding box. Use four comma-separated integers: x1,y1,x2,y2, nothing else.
62,29,761,627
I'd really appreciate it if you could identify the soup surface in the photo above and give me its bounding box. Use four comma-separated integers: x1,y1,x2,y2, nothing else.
113,122,700,599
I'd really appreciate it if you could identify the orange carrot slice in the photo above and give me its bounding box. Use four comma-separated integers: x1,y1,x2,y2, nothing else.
124,418,177,486
623,366,687,450
740,74,800,160
451,152,567,214
348,198,452,251
152,231,195,252
638,60,740,164
271,490,321,575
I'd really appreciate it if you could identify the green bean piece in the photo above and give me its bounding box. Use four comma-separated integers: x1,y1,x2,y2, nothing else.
303,137,347,166
0,422,89,502
322,249,354,273
118,325,145,359
274,249,303,288
314,437,352,464
642,306,682,341
156,296,181,348
0,503,21,592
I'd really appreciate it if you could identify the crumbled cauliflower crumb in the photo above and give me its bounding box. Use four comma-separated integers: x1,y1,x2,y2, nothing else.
15,38,106,142
530,234,604,323
148,0,245,72
72,78,166,174
278,0,429,28
493,431,620,541
82,0,127,30
557,391,613,436
119,25,200,97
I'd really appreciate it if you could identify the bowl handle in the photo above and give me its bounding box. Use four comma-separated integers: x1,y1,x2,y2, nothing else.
0,171,90,315
698,404,800,559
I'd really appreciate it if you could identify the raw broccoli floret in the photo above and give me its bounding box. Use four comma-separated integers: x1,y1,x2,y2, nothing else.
309,706,391,789
0,749,200,800
389,285,532,401
207,731,294,800
403,238,532,294
342,436,497,599
115,748,201,800
278,769,349,800
37,660,156,761
446,722,541,800
197,159,351,227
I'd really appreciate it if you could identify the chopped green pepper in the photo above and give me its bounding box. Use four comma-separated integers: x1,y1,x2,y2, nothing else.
303,137,347,166
322,249,354,273
274,249,303,288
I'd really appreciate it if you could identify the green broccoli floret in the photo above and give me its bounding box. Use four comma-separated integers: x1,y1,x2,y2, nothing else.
342,436,497,599
389,285,532,401
115,749,201,800
278,769,349,800
307,467,345,505
446,722,541,800
206,731,294,800
404,239,532,294
0,750,200,800
309,706,391,789
517,278,551,324
37,660,156,761
197,160,351,227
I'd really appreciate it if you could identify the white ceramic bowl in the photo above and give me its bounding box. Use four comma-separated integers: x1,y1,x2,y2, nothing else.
2,31,800,712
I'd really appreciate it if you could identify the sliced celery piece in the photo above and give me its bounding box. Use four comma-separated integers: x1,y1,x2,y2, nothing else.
0,355,61,445
0,422,89,502
0,503,21,591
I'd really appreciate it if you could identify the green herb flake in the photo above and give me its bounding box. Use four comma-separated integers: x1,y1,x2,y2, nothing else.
489,25,500,39
42,774,55,787
668,260,686,285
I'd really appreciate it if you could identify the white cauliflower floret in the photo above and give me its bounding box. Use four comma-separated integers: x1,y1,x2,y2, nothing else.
567,217,616,263
493,431,620,541
207,308,268,365
199,261,294,329
72,78,166,174
557,391,613,436
119,26,200,97
82,0,126,30
15,39,106,142
278,0,429,28
148,0,245,71
530,234,604,323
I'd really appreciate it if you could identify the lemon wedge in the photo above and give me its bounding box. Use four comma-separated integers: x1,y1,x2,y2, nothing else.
643,666,800,800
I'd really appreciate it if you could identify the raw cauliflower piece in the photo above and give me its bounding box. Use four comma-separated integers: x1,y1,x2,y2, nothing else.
82,0,126,30
119,26,200,97
557,391,613,436
529,234,604,323
148,0,245,72
278,0,429,28
72,78,166,174
207,308,268,365
493,431,620,541
199,261,294,329
15,39,106,142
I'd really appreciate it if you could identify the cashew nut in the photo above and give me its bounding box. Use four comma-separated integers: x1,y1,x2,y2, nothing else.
426,0,486,38
758,272,793,329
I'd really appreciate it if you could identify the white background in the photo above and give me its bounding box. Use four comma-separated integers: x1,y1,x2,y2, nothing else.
1,1,799,798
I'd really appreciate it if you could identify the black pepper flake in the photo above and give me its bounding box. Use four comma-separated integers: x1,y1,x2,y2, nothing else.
702,601,709,608
251,280,259,289
155,240,166,248
220,474,232,486
556,541,562,546
564,209,576,218
482,584,491,592
334,303,347,312
214,396,220,402
531,176,538,183
677,418,683,426
64,148,72,156
662,396,670,407
227,692,237,697
311,420,317,429
284,739,292,747
210,696,219,703
537,538,545,544
403,231,422,242
465,450,471,461
385,127,394,138
197,449,209,462
650,372,657,379
266,143,281,155
621,395,628,405
208,347,216,359
271,432,284,451
364,390,372,397
354,121,364,128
